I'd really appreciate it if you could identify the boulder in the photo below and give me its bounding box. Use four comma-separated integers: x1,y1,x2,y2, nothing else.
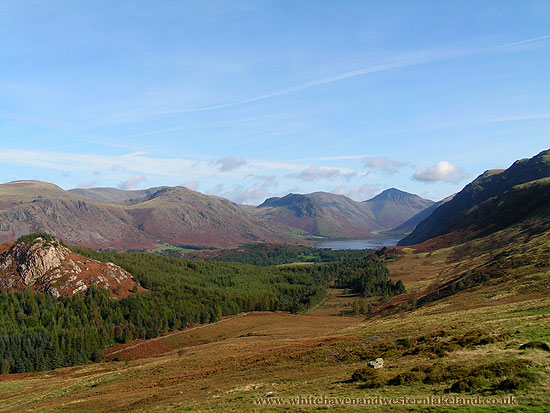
367,357,384,369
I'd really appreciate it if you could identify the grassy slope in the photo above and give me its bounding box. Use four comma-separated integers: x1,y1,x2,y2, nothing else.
0,291,547,412
0,224,548,412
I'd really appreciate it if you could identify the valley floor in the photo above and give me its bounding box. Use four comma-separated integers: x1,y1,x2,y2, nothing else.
0,276,548,412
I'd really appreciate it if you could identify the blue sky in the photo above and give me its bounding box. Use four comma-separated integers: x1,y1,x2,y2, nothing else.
1,0,549,204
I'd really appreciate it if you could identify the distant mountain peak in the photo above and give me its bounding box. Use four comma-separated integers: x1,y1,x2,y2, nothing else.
366,188,426,202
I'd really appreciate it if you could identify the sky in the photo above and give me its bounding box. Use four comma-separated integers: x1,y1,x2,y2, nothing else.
1,0,549,204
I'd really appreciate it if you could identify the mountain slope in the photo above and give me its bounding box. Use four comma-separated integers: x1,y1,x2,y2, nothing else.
399,149,550,245
391,194,454,234
428,177,550,247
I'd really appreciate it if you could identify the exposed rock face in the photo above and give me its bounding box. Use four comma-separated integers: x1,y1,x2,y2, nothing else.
5,238,69,286
0,236,140,298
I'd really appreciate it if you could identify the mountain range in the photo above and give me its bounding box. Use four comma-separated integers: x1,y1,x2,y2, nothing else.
257,188,434,239
3,149,547,251
0,182,434,249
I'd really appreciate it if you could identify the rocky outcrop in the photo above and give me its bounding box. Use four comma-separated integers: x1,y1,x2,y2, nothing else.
0,236,140,298
2,237,70,286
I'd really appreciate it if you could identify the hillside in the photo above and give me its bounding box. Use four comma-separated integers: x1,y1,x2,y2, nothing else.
121,186,296,247
0,181,433,249
415,177,550,249
0,181,156,250
399,148,550,245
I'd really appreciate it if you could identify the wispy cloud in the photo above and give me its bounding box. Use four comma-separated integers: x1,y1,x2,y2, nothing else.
215,156,248,172
289,165,356,182
0,149,363,185
331,184,380,201
206,175,279,205
363,156,408,174
293,155,368,161
123,126,192,138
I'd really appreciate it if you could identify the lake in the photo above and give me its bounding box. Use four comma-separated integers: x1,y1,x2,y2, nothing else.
315,237,402,250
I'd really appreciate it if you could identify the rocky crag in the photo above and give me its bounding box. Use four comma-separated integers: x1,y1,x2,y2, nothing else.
0,235,139,298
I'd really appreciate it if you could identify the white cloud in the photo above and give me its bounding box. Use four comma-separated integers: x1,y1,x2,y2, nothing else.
363,156,407,174
215,156,248,172
412,161,468,184
331,184,379,201
118,175,146,190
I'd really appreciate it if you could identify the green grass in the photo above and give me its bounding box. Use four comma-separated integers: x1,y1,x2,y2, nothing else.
289,229,325,240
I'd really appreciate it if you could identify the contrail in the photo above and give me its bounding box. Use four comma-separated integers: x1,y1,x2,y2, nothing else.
156,55,442,114
154,33,550,115
492,34,550,50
